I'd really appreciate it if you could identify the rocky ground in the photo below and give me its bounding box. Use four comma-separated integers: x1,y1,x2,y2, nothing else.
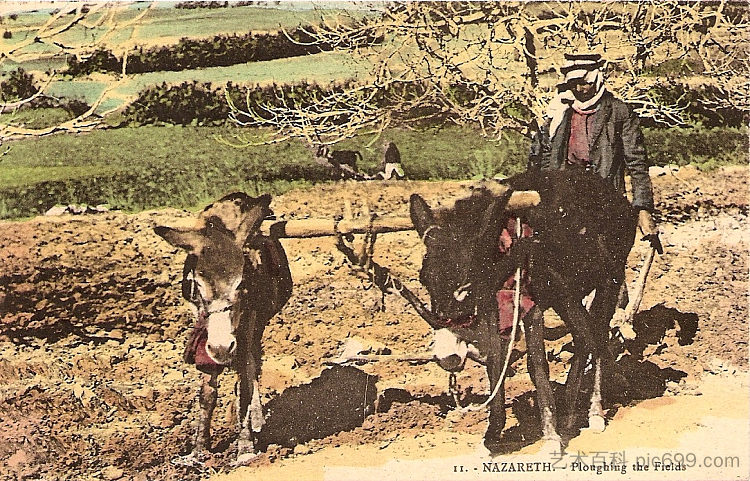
0,166,747,481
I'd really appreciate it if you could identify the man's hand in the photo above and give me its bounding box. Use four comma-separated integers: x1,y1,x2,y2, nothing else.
637,210,663,254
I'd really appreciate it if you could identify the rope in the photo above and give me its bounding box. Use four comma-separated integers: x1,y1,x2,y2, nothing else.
450,216,524,412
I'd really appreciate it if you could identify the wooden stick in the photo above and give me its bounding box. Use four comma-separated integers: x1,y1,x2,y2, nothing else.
262,215,414,238
326,351,490,366
334,234,441,329
624,247,656,323
261,190,540,239
324,353,436,365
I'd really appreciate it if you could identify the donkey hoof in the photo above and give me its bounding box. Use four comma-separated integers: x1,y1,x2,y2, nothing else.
483,424,505,454
233,451,260,467
483,433,504,455
587,415,606,433
171,452,205,467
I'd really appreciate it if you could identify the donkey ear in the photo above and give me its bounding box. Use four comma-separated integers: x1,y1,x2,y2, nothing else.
154,226,204,254
234,194,271,246
409,194,435,239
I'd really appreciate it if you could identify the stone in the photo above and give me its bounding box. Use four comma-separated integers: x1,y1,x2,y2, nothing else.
293,444,311,455
45,205,68,216
108,329,125,341
102,466,124,480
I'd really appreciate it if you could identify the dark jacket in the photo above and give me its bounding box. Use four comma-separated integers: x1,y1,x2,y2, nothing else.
528,91,654,211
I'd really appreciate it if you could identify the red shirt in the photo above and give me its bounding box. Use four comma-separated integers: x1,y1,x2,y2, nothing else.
567,108,596,166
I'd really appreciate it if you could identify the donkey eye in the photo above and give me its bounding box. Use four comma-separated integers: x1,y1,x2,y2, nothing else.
453,283,472,302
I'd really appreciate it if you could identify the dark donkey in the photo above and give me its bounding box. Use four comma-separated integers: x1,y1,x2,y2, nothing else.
155,193,292,464
409,169,635,453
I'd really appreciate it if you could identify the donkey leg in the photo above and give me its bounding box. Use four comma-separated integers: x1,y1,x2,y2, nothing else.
194,371,219,456
481,312,512,454
585,283,621,431
586,358,605,432
524,307,562,449
483,350,507,454
562,350,587,434
559,298,602,435
234,353,261,464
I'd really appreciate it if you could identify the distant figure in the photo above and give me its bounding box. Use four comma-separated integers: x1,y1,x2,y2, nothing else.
377,141,405,180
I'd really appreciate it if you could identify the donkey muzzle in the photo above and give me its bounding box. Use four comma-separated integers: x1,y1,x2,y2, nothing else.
205,310,236,365
432,328,470,372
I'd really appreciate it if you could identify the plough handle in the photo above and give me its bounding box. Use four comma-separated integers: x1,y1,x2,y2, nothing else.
624,247,656,323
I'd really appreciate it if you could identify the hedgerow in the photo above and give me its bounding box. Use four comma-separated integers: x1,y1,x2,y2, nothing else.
64,27,341,76
122,77,747,131
0,68,91,118
1,68,38,102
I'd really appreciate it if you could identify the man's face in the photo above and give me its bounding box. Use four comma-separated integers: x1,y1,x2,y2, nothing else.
572,80,597,102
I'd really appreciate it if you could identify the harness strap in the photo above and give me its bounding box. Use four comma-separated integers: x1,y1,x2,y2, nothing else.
453,217,525,412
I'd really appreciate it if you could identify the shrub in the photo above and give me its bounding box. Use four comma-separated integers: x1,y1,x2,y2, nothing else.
644,126,748,169
124,80,368,126
0,68,38,102
65,48,120,77
641,84,748,128
175,1,228,8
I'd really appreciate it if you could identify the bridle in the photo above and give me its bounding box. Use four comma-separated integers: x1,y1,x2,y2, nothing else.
185,255,251,323
421,220,494,329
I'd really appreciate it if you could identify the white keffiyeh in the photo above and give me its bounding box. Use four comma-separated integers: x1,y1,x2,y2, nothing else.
547,61,606,138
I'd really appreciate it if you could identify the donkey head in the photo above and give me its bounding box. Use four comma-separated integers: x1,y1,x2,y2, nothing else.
155,193,271,365
409,191,508,326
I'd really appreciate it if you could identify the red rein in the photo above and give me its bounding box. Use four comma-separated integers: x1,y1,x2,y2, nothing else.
436,218,535,337
184,311,225,374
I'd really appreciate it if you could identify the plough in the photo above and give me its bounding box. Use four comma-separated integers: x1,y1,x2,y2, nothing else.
252,188,541,367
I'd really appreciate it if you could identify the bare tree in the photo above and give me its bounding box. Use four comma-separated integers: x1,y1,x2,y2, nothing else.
0,1,157,153
228,1,749,145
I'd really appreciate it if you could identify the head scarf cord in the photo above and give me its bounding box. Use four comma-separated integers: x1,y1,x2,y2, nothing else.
547,53,606,139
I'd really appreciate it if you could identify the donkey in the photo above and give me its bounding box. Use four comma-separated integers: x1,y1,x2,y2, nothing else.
316,145,362,171
409,169,635,453
155,192,292,464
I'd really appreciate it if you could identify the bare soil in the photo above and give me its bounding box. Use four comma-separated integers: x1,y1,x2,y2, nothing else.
0,166,747,481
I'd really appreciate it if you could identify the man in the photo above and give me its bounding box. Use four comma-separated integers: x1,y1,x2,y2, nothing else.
376,140,405,180
528,52,661,337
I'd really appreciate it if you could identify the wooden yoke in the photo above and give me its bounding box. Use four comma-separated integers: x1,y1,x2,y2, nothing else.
261,215,414,239
260,190,540,239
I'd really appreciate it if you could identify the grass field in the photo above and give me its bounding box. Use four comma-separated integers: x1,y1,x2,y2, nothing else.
110,50,361,97
27,50,361,113
0,2,359,74
1,107,73,129
0,123,530,218
0,165,117,189
135,3,338,41
2,2,364,113
0,123,746,219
